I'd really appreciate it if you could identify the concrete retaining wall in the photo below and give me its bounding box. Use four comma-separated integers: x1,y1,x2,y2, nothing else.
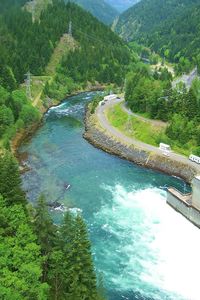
167,193,200,228
84,108,197,183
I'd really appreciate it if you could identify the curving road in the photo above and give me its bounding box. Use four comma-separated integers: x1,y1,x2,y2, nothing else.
121,102,167,128
96,98,200,174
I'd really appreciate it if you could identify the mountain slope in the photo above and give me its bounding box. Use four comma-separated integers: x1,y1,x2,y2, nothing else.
105,0,140,12
115,0,200,63
69,0,118,25
0,0,27,12
115,0,199,40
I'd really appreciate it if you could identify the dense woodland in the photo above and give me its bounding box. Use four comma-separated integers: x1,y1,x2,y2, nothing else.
44,2,130,99
2,0,200,297
115,0,200,73
0,0,132,298
0,153,105,299
125,62,200,155
0,0,130,146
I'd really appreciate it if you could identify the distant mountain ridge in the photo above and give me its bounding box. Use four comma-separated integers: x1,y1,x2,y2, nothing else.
105,0,140,12
114,0,200,63
115,0,199,40
69,0,118,24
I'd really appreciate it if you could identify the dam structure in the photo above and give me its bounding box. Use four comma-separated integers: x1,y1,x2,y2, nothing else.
167,176,200,228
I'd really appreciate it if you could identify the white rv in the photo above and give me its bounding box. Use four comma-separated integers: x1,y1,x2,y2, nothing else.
159,143,171,156
189,154,200,164
159,143,171,152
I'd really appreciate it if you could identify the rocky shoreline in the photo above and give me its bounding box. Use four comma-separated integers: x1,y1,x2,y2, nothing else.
84,107,197,183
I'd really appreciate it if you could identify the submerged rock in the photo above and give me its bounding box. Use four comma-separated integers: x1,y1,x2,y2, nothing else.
64,183,71,190
47,201,62,209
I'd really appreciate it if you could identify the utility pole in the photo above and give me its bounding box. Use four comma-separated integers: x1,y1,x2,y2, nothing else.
68,21,72,37
24,71,32,100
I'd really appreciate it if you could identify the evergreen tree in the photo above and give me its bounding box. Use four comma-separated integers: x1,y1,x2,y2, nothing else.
66,214,98,300
0,196,49,299
0,152,26,205
34,195,57,281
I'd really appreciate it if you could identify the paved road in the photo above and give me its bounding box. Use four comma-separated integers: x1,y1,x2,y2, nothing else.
121,102,167,128
96,98,200,174
172,67,198,90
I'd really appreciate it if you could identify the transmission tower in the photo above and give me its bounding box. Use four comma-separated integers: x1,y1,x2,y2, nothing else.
68,21,72,36
24,71,32,100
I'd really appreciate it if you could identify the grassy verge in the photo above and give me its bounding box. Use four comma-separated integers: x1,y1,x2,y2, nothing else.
106,103,192,156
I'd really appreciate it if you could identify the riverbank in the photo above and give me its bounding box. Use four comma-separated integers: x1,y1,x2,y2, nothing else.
11,85,105,156
84,101,200,183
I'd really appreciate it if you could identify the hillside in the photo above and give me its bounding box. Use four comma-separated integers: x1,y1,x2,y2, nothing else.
0,0,130,148
106,0,140,12
24,0,52,20
71,0,118,24
115,0,200,69
0,0,131,298
0,0,27,12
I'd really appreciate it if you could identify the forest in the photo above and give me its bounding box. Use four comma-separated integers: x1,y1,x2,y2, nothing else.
115,0,200,73
2,0,200,297
44,2,130,99
0,153,105,299
125,62,200,155
0,0,130,147
0,0,132,298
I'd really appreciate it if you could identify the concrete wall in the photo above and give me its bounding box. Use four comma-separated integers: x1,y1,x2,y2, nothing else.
167,192,200,228
84,108,197,183
192,177,200,210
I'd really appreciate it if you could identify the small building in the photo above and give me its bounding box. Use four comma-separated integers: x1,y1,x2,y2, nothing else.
167,176,200,228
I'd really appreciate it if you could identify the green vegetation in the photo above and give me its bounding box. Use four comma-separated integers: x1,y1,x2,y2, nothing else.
0,153,106,299
107,103,165,146
44,2,131,101
89,95,104,114
115,0,200,73
124,61,200,156
0,87,40,150
24,0,52,20
0,0,132,297
71,0,118,25
0,0,130,150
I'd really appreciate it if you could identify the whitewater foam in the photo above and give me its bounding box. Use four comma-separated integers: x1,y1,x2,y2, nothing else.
93,184,200,300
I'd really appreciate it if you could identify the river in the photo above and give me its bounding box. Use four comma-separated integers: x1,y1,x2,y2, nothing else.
19,92,200,300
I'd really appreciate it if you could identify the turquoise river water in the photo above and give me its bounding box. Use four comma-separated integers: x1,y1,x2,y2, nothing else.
19,92,200,300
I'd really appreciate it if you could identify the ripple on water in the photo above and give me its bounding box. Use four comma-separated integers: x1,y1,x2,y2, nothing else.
20,92,200,300
92,185,200,300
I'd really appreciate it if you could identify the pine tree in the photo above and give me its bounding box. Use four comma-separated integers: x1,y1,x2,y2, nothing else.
48,250,67,300
0,152,26,206
66,214,98,300
34,195,57,281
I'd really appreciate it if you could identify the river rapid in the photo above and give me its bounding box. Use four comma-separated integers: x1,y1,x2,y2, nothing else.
19,92,200,300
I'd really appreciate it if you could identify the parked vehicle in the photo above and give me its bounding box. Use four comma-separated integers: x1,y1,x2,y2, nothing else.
159,143,171,152
189,154,200,164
